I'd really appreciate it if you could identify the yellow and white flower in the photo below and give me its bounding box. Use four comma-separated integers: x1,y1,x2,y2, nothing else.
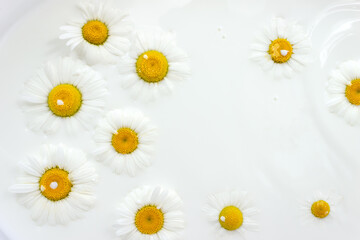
114,186,184,240
327,60,360,125
21,57,107,134
119,29,191,101
203,190,259,239
301,191,342,223
60,1,132,65
250,17,311,78
93,109,156,176
9,144,97,225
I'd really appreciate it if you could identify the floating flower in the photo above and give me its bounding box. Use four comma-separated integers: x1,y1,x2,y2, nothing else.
250,17,311,78
302,191,342,223
203,190,259,239
327,60,360,125
60,1,132,65
21,57,107,134
119,29,191,100
114,186,184,240
93,109,156,176
9,144,97,225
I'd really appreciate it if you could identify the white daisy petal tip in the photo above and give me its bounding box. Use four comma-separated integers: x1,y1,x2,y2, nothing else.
9,144,97,225
115,185,184,239
301,191,342,224
203,190,259,238
60,1,133,65
251,17,311,78
327,60,360,125
119,28,191,101
93,108,157,176
20,57,107,134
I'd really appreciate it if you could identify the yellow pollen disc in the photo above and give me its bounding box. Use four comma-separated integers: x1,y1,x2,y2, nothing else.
136,50,169,83
311,200,330,218
39,167,72,201
268,38,293,63
111,128,139,154
345,79,360,105
48,84,82,117
219,206,243,231
82,20,109,45
135,205,164,235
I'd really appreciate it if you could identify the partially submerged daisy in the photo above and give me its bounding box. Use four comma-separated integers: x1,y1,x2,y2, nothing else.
21,57,107,134
327,60,360,125
302,191,341,223
203,190,259,238
114,186,184,239
93,109,156,176
60,1,132,65
250,17,311,78
119,29,191,100
9,144,97,225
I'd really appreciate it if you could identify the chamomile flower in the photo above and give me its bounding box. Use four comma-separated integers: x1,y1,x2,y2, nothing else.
203,190,259,239
114,186,184,240
9,144,97,225
21,57,107,134
301,191,342,223
327,60,360,125
250,17,311,78
60,1,132,65
93,109,156,176
119,29,191,101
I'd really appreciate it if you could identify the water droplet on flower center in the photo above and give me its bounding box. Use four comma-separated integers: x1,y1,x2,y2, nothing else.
280,49,289,56
50,181,58,189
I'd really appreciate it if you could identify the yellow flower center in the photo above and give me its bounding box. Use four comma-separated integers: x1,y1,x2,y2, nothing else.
135,205,164,235
82,20,109,45
311,200,330,218
268,38,293,63
39,167,72,201
345,79,360,105
111,128,139,154
136,50,169,83
48,84,82,117
218,206,243,231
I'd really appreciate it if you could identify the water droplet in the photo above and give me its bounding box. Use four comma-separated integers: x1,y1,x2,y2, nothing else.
280,49,289,56
50,181,58,189
57,99,64,105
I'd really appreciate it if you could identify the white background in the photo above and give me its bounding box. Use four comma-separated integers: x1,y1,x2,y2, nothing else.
1,0,360,239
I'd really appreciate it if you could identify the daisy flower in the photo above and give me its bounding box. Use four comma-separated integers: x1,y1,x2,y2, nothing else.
114,186,184,240
203,190,259,239
9,144,97,225
327,60,360,125
250,17,311,78
21,57,107,134
119,29,191,101
301,191,342,223
93,109,157,176
60,1,132,65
